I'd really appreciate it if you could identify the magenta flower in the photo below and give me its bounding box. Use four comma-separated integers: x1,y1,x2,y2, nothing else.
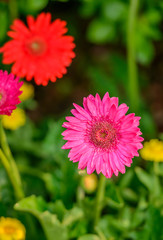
62,93,144,178
0,70,23,116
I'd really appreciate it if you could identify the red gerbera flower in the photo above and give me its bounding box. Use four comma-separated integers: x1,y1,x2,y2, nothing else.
0,13,75,86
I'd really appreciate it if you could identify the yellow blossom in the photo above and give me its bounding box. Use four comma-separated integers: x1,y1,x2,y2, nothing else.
20,82,34,101
0,217,26,240
81,173,98,194
140,139,163,162
2,108,26,130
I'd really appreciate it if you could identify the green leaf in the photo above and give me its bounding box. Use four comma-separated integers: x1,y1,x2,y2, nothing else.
78,234,100,240
146,10,162,24
19,0,48,14
140,111,157,138
68,220,87,239
14,195,68,240
136,36,154,65
130,208,145,228
79,0,97,18
102,1,127,21
105,181,124,209
139,205,163,240
87,19,116,44
48,200,67,221
15,195,47,214
135,167,153,192
98,216,120,238
42,119,65,162
40,212,68,240
62,207,84,226
122,188,138,202
119,169,134,188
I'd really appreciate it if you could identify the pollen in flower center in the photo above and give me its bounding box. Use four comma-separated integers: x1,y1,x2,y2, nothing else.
89,120,117,150
4,226,16,234
0,90,6,106
98,130,108,139
26,37,47,56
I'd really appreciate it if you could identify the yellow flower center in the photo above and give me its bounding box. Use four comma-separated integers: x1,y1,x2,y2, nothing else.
0,91,6,106
4,225,16,235
26,37,47,56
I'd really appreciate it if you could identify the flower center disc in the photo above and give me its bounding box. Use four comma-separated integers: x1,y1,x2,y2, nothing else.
0,90,6,106
90,121,117,150
26,37,47,56
4,226,16,235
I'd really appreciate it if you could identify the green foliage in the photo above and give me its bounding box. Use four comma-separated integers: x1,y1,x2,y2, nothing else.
15,195,68,240
82,0,162,65
19,0,48,14
87,19,116,44
101,0,128,22
0,3,8,42
14,195,86,240
105,180,124,209
78,235,100,240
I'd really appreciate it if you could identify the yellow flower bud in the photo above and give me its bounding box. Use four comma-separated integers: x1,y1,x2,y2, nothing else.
81,173,98,194
20,82,34,101
2,108,26,130
140,139,163,162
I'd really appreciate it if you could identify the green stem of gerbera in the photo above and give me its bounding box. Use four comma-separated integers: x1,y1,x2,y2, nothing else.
94,174,106,228
153,161,159,175
0,149,24,200
0,119,24,200
127,0,139,113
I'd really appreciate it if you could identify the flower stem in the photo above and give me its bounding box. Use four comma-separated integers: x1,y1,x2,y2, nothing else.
0,149,24,200
154,161,159,175
94,174,106,228
0,119,24,200
127,0,139,113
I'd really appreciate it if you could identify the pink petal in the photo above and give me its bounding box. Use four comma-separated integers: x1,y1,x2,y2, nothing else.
73,103,92,120
78,151,90,169
110,97,119,107
95,93,103,115
86,96,97,116
115,104,129,122
108,152,119,176
108,104,117,120
96,155,103,174
62,140,84,149
87,151,96,174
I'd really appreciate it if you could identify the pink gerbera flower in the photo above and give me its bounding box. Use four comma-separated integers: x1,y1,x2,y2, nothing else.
0,70,23,116
62,93,144,178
